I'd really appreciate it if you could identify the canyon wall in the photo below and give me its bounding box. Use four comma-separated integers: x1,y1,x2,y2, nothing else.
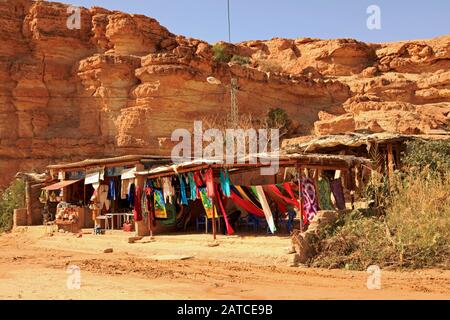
0,0,449,187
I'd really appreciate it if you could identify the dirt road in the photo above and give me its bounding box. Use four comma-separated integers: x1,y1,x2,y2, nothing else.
0,227,449,300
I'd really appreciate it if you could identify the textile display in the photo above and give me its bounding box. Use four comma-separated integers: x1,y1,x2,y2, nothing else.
205,168,215,198
179,174,188,205
162,177,175,203
188,172,197,201
107,179,117,201
229,186,265,218
154,189,167,219
301,178,319,222
220,169,231,197
121,179,132,200
214,184,234,235
318,179,334,210
255,186,277,234
199,188,218,219
330,178,346,210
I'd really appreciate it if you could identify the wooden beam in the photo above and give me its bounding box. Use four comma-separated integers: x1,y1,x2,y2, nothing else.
387,143,395,187
25,181,32,226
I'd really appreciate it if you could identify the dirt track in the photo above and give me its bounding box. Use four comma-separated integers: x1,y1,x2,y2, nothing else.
0,227,449,300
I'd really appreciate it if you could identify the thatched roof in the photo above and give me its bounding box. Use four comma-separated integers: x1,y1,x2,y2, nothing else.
135,152,372,179
283,133,450,154
47,155,172,171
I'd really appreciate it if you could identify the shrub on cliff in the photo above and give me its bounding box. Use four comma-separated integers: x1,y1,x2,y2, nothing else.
0,179,25,232
402,139,450,174
230,55,250,65
212,44,231,63
266,107,292,137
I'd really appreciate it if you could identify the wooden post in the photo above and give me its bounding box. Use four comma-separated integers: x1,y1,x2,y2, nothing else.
387,143,395,188
134,164,149,237
25,181,32,226
314,169,321,209
297,163,303,233
212,202,217,240
211,168,217,241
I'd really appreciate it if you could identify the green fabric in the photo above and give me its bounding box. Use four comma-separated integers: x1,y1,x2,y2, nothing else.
159,202,177,226
318,179,334,210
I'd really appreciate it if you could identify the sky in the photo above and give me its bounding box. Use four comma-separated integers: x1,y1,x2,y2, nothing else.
66,0,449,44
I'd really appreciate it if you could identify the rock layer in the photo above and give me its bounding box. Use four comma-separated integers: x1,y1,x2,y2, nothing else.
0,0,449,187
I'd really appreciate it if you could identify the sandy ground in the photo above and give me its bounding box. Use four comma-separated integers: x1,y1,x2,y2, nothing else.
0,226,449,300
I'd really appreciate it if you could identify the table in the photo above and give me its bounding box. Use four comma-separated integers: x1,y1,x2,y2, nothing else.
106,213,134,230
95,215,111,230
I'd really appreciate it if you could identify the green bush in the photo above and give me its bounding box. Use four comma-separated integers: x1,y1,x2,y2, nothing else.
266,107,292,136
311,170,450,270
0,179,25,232
402,139,450,174
212,44,231,63
231,55,250,65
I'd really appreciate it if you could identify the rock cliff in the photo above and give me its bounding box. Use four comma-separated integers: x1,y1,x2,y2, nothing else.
0,0,449,187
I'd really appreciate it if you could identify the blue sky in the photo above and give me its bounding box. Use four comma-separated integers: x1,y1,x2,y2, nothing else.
67,0,449,43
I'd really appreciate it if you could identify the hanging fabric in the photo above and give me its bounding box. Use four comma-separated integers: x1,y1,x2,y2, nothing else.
330,178,346,210
283,182,301,209
144,184,156,227
302,178,319,222
85,171,100,185
107,179,117,201
262,186,287,213
128,183,135,208
133,185,143,221
230,186,265,218
214,184,234,235
159,202,177,226
154,189,167,219
194,171,203,199
220,169,231,197
97,184,110,211
266,185,297,208
162,177,175,203
199,188,218,219
187,172,197,201
141,186,149,221
120,179,132,199
255,186,277,234
236,186,261,208
318,178,334,210
205,168,215,198
179,174,188,205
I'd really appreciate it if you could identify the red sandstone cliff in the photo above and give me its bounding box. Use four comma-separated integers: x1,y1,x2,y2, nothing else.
0,0,449,187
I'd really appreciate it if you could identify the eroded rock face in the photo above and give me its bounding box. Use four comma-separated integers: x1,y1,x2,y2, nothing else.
0,0,449,187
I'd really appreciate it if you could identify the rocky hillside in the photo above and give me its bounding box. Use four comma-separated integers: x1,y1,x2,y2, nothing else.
0,0,449,187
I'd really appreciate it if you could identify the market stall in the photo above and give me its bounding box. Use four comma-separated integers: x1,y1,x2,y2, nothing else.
44,155,172,234
132,152,373,239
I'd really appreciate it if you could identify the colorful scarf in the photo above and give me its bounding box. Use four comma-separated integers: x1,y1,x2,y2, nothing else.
230,186,265,218
199,188,217,219
318,179,334,210
188,172,197,200
330,178,346,210
154,189,167,219
301,178,319,222
179,174,188,205
215,184,234,235
220,169,231,197
205,168,215,198
255,186,277,234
